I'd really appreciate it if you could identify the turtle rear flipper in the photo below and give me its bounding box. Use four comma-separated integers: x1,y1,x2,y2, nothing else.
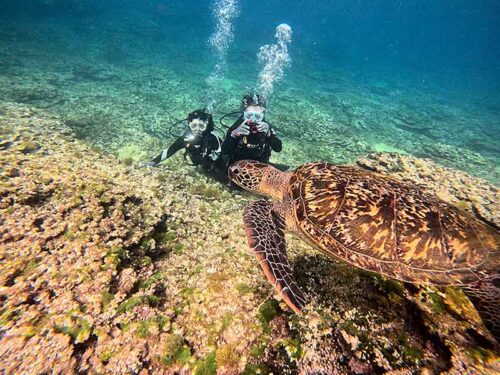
243,200,306,313
463,276,500,342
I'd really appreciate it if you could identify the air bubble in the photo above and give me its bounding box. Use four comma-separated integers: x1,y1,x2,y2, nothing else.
205,0,240,112
256,23,293,100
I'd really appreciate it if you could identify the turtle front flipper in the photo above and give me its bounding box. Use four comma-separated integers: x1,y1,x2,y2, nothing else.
243,200,306,313
462,276,500,342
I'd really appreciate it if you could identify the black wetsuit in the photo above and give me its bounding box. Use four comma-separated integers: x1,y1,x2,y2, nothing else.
220,117,282,172
150,129,222,172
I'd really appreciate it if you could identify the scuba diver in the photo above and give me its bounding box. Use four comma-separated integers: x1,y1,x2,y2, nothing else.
146,109,222,172
219,94,283,174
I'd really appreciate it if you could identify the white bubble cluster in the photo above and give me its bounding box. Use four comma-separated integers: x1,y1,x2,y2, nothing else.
206,0,239,112
256,23,293,99
209,0,239,57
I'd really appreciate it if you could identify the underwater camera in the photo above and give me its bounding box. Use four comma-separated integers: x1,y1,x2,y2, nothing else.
248,122,259,134
243,123,267,147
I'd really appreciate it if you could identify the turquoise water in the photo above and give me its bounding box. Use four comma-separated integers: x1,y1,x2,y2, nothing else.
0,0,499,182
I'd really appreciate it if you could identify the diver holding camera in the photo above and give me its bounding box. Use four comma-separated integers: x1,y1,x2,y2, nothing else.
146,109,222,172
219,94,282,173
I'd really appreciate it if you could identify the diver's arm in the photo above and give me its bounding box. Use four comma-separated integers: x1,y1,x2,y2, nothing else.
268,128,282,152
221,120,242,154
149,137,185,166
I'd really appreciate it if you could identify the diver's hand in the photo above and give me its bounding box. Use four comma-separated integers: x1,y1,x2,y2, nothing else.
231,123,250,138
256,121,270,136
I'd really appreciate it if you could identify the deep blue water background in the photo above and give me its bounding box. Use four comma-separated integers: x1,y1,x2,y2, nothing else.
2,0,499,96
1,0,499,180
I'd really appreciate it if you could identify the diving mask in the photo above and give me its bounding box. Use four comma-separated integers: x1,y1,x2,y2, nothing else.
189,119,208,135
243,110,265,123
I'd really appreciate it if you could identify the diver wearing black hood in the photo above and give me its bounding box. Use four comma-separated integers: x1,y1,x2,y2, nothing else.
147,109,222,171
219,94,282,172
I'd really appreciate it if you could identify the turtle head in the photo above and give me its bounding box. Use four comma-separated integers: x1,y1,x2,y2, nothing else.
228,160,287,200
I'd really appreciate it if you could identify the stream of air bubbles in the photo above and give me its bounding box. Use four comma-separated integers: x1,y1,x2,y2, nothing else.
205,0,239,112
256,23,293,100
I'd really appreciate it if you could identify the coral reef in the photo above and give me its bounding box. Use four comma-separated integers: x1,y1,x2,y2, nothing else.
1,103,499,374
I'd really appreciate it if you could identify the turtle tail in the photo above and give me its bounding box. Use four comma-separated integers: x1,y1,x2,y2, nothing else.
462,275,500,342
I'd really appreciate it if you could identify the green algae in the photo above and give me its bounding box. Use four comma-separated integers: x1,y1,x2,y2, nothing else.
161,231,177,242
141,229,184,256
194,351,217,375
403,345,424,362
140,256,153,266
428,292,446,314
443,287,475,316
280,338,303,361
117,296,143,313
144,295,160,307
119,321,131,332
258,299,281,331
235,282,253,294
121,157,134,166
156,315,170,331
469,347,498,364
398,334,424,362
243,364,271,374
99,350,115,363
173,242,185,254
156,173,168,184
380,278,405,297
105,246,126,267
138,271,165,289
136,319,159,338
139,237,152,251
63,229,76,241
0,308,15,326
180,287,196,299
224,247,237,256
189,183,224,200
221,313,233,330
161,334,192,367
250,339,269,358
339,321,361,337
54,318,92,344
101,291,114,308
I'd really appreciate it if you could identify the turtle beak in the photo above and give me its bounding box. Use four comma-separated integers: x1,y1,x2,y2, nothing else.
228,164,239,182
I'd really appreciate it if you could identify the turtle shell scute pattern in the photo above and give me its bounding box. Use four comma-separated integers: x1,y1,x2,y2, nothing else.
288,163,500,286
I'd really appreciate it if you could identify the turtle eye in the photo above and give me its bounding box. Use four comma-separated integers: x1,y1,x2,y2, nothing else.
493,276,500,289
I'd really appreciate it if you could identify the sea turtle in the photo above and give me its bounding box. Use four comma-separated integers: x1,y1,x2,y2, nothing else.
228,160,500,340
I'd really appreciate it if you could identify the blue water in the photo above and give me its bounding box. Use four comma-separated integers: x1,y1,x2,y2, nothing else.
1,0,499,181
